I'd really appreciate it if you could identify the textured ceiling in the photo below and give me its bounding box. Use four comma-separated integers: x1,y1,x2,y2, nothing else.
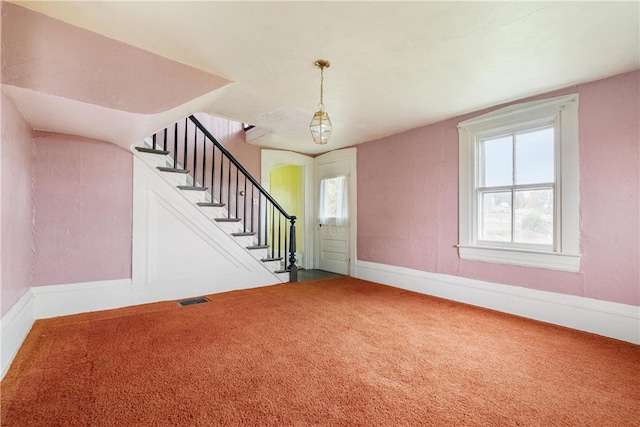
5,1,640,154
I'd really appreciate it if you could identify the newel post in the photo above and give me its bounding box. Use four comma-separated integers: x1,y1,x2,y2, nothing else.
288,216,298,282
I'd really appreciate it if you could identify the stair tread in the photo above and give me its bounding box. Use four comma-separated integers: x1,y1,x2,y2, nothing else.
215,218,242,223
158,167,190,174
197,202,226,207
232,232,256,236
136,147,170,155
177,185,208,191
247,245,269,250
262,257,283,262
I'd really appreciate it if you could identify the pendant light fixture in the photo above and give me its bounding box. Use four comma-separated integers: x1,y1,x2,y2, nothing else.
310,59,332,145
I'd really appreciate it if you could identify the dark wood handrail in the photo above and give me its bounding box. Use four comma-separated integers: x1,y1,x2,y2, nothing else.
188,116,295,222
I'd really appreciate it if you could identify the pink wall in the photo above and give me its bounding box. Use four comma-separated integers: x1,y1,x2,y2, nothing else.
357,70,640,306
579,71,639,303
194,113,262,179
31,133,133,286
1,92,35,316
195,114,263,224
2,3,230,114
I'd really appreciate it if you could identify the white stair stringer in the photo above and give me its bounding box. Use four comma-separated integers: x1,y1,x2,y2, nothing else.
137,141,290,280
132,146,290,298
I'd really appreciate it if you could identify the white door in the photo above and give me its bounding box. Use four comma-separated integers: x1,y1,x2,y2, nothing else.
315,149,356,275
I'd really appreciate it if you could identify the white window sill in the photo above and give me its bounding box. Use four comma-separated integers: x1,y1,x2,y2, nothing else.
458,245,581,272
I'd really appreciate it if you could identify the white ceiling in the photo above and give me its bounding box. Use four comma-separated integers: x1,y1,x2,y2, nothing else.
7,1,640,155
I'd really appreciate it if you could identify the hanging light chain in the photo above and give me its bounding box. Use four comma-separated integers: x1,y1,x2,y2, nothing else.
318,65,325,111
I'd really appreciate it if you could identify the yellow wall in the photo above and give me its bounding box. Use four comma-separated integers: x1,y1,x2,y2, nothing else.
269,165,304,258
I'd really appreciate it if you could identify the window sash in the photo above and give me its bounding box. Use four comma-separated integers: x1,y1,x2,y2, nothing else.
476,184,555,251
474,121,558,252
457,93,580,272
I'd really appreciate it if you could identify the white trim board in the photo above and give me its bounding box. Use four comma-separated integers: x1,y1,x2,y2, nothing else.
355,260,639,344
1,274,274,380
31,278,134,319
1,288,35,379
3,264,638,380
132,154,282,296
1,278,133,379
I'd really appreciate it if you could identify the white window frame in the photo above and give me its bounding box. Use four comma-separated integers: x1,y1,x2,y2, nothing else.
458,94,581,272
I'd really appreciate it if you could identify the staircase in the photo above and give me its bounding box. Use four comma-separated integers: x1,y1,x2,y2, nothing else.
133,115,297,283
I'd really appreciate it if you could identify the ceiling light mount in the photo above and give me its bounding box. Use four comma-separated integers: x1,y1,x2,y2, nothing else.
315,59,330,69
310,59,332,145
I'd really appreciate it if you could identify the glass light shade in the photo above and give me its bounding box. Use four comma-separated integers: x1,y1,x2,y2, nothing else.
310,110,332,144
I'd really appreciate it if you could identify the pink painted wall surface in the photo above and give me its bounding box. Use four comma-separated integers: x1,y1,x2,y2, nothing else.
2,3,230,114
194,113,262,179
357,70,640,306
201,114,264,225
1,92,35,316
578,71,640,303
31,133,133,287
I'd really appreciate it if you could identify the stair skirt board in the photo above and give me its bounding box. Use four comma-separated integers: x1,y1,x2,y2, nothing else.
133,145,289,285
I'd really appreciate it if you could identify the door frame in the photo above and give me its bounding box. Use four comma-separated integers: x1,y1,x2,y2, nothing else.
261,150,314,269
314,148,357,276
261,148,357,275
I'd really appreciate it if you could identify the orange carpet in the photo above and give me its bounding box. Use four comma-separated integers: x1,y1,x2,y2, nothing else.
1,277,638,426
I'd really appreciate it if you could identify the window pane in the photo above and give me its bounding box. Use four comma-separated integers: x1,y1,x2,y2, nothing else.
515,127,554,185
514,189,553,245
479,191,512,242
480,136,512,187
321,178,338,217
318,176,348,226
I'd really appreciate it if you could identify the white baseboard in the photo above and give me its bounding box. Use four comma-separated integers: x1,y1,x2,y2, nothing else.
355,260,640,344
1,288,35,379
2,279,133,380
31,279,134,319
3,263,636,380
1,276,279,380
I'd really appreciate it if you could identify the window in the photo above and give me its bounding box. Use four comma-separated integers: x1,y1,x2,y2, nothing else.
318,175,348,226
458,94,580,272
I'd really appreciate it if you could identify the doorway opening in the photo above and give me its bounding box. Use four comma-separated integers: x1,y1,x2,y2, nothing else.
269,165,305,268
261,148,356,276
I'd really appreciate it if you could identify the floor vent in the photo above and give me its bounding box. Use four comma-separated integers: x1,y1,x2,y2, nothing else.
178,297,209,307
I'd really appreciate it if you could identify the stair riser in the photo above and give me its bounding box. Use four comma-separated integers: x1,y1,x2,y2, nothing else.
247,248,270,261
262,260,283,273
159,172,189,187
180,189,208,204
199,206,228,220
276,271,290,282
233,235,257,247
216,221,244,234
137,152,171,169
